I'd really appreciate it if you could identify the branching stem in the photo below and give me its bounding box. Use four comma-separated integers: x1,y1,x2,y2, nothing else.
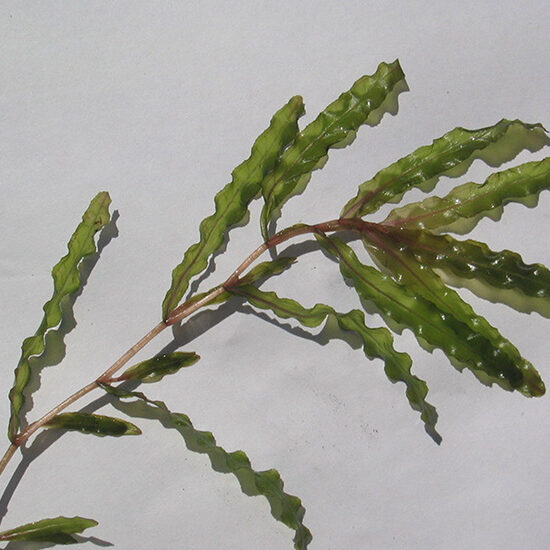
0,217,381,478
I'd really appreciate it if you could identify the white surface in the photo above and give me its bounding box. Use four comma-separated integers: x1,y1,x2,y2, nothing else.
1,3,550,549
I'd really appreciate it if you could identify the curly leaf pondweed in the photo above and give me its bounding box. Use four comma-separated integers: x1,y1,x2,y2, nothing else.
1,60,548,548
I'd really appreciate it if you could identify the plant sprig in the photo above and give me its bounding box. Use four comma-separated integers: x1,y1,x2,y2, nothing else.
1,59,549,548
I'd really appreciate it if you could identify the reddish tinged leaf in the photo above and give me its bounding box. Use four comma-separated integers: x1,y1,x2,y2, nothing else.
342,120,547,219
318,233,545,397
376,226,550,299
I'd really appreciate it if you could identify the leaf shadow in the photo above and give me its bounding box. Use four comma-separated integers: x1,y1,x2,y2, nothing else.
18,212,120,432
0,230,390,539
184,212,252,301
267,78,408,258
234,236,365,349
105,392,312,548
437,270,550,319
0,290,241,532
0,388,119,546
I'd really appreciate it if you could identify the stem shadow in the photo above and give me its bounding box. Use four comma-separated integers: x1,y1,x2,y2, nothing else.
0,230,365,537
0,292,240,533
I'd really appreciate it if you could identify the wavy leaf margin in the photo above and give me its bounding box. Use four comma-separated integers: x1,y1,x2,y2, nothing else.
384,156,550,233
44,412,142,437
318,233,544,397
8,192,111,442
230,284,440,442
260,59,406,239
342,119,548,219
99,383,312,550
377,226,550,300
118,351,200,383
162,96,305,318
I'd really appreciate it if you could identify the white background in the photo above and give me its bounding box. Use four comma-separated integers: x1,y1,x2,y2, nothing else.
1,2,550,549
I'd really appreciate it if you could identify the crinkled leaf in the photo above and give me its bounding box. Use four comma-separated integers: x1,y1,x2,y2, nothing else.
162,96,305,319
336,309,439,442
260,59,406,239
318,234,545,397
119,351,200,383
342,119,547,218
230,285,439,442
377,226,550,299
99,383,311,550
363,227,545,395
232,285,331,327
384,156,550,233
44,412,141,436
8,192,111,442
0,516,98,544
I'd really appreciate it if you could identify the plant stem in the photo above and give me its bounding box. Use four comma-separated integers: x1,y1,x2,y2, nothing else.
11,321,169,450
0,217,381,478
202,218,377,304
0,445,17,478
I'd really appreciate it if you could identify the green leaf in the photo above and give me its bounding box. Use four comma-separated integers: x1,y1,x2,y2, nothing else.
260,59,406,240
384,156,550,233
8,192,111,442
238,256,297,286
363,227,546,394
44,412,141,436
230,285,440,442
119,352,200,383
99,383,312,550
162,96,305,319
376,227,550,299
336,309,439,442
318,234,545,397
0,516,98,544
341,119,548,219
167,256,297,323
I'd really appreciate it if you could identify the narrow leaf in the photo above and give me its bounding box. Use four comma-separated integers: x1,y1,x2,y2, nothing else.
260,59,406,239
318,234,545,397
363,227,546,395
230,285,440,442
0,516,98,544
342,119,548,218
44,412,141,436
119,352,200,383
335,309,439,442
170,256,298,318
377,226,550,299
8,192,111,442
162,96,305,319
239,256,297,285
99,383,312,550
384,156,550,233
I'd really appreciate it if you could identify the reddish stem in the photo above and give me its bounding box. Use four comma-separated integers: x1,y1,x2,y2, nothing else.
0,217,384,477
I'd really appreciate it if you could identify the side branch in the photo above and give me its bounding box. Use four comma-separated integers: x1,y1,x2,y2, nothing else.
11,321,169,451
0,216,382,478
